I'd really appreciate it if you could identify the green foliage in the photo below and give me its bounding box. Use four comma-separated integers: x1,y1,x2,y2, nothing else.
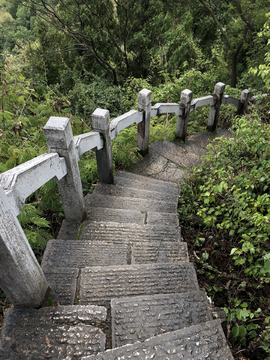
0,54,83,251
17,203,51,249
250,12,270,92
78,152,98,195
112,125,141,168
178,108,270,357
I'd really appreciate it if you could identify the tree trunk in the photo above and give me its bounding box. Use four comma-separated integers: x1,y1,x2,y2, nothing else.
231,52,237,88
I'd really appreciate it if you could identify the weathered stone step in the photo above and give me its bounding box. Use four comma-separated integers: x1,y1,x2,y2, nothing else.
80,221,181,242
42,240,129,270
115,170,180,190
0,305,107,359
85,193,177,213
82,319,233,360
111,290,212,347
42,240,188,271
79,263,199,307
131,241,188,264
114,174,181,196
150,140,201,169
93,183,178,204
86,208,179,227
87,207,145,225
43,267,78,305
147,211,179,226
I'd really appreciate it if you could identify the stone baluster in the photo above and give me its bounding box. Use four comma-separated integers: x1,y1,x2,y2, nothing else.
0,187,50,307
207,82,226,132
176,89,193,141
237,89,251,115
137,89,152,156
92,109,114,184
44,117,86,222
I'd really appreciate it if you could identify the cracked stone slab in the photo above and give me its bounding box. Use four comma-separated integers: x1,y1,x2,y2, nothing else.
43,268,79,305
129,150,187,183
111,290,212,347
86,207,145,225
150,140,201,169
93,183,178,204
80,221,181,243
0,305,106,360
79,263,199,307
82,320,233,360
42,240,129,270
85,193,177,214
131,241,188,264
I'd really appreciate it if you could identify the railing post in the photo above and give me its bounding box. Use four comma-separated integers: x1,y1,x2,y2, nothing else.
0,187,50,307
92,109,113,184
137,89,152,156
44,117,86,222
176,89,193,141
237,89,251,115
207,82,226,132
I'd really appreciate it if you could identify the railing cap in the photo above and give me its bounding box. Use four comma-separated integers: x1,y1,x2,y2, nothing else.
241,89,251,101
138,89,152,108
92,108,110,131
44,116,72,149
214,82,226,94
180,89,193,104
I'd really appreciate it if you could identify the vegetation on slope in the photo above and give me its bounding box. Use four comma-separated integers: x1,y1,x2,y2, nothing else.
178,102,270,359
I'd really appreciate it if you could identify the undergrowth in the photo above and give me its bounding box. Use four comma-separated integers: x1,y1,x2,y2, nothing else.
178,101,270,359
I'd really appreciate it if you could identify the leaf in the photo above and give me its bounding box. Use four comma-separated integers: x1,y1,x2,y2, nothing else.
45,336,50,345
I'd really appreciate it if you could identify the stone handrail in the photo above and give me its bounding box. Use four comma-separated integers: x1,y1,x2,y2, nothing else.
110,110,143,140
0,153,67,216
0,83,253,308
74,131,104,161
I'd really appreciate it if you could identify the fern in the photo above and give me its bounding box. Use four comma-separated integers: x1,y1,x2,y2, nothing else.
18,204,52,249
112,125,142,167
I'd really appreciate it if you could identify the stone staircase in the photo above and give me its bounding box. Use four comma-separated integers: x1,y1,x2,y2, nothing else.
0,130,234,359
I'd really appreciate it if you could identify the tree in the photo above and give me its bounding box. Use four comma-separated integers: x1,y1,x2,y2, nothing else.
23,0,196,85
195,0,269,87
250,12,270,91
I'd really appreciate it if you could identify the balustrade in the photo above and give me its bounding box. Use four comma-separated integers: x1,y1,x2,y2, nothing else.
0,83,255,307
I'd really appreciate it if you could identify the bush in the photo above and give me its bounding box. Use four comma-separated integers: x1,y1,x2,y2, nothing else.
178,105,270,359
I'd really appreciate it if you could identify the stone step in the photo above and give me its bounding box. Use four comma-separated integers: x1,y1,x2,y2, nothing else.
147,211,179,227
80,221,181,242
111,290,212,347
42,240,188,270
0,304,107,359
114,174,181,196
86,208,179,227
79,263,199,307
131,241,188,264
85,193,177,213
42,240,129,270
114,172,180,196
93,183,178,204
43,267,78,305
87,207,145,225
82,319,233,360
150,140,201,169
115,170,180,189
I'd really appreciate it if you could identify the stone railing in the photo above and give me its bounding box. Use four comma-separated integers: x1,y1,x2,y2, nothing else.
0,82,254,308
